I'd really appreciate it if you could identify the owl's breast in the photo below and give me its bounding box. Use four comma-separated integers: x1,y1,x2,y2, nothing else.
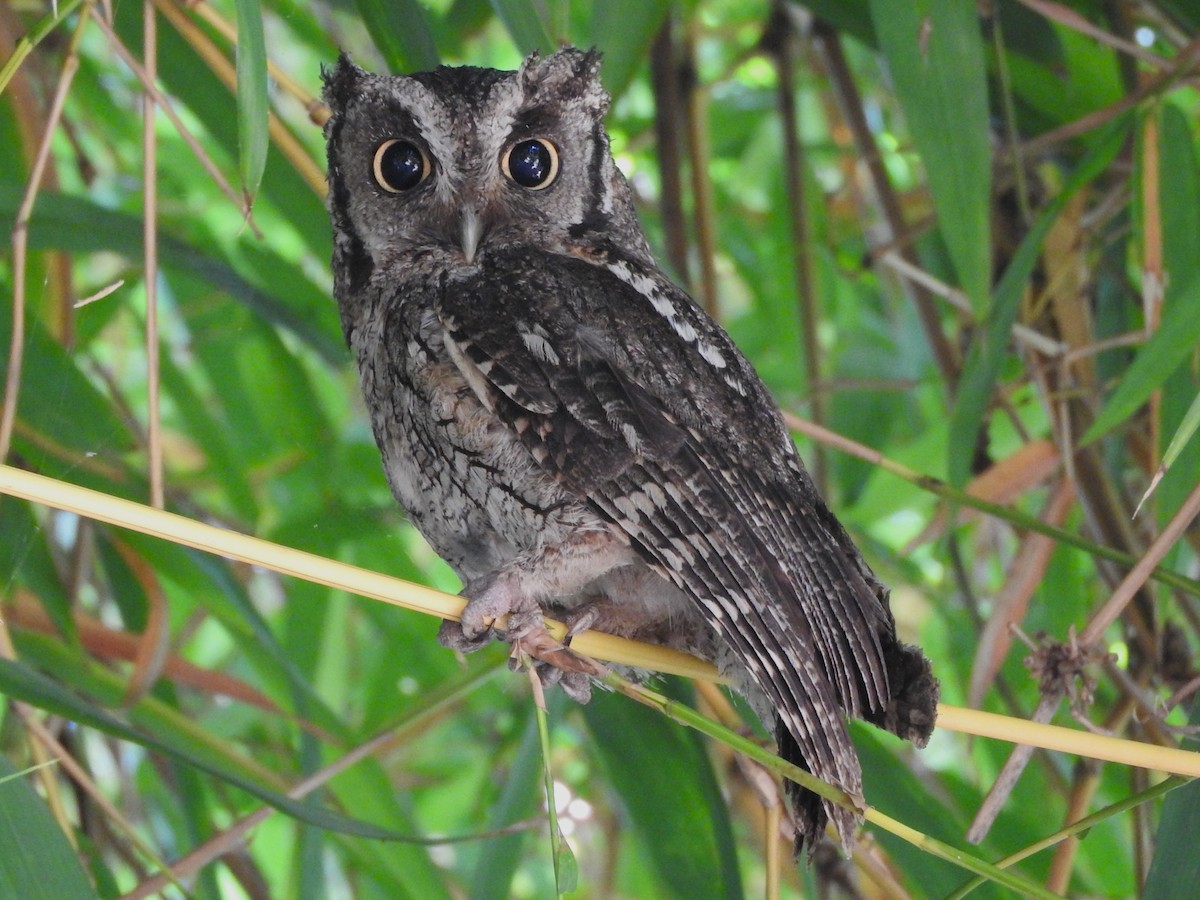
349,290,598,582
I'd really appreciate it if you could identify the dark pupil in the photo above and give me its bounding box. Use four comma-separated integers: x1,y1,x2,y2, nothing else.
509,140,551,187
380,142,424,190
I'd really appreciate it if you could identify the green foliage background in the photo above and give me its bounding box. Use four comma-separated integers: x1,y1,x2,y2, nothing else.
2,1,1199,897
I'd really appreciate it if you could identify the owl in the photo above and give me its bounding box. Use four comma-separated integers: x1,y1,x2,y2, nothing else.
322,47,938,854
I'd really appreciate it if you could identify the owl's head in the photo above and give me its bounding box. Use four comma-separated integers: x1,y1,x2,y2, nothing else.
322,48,650,291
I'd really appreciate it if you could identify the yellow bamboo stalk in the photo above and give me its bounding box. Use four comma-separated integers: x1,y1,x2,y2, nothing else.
3,464,1200,779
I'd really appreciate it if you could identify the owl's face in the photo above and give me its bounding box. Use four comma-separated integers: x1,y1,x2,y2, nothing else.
323,49,646,281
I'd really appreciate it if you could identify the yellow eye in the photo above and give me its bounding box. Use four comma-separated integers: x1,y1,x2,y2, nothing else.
502,138,559,189
373,139,430,192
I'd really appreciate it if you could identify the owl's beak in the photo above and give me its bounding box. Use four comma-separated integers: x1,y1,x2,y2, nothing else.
458,208,483,264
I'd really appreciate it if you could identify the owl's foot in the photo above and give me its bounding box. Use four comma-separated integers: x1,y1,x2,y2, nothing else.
438,571,603,702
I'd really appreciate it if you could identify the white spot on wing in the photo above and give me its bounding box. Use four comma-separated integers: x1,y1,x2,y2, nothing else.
520,329,561,365
620,423,641,452
698,342,726,369
673,319,697,342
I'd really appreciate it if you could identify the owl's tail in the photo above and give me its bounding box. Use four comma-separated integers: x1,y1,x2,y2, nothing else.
776,637,938,857
774,720,834,856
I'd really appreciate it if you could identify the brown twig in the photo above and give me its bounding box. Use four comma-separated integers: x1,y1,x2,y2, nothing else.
683,20,720,319
649,17,691,286
1016,0,1168,69
1018,38,1200,160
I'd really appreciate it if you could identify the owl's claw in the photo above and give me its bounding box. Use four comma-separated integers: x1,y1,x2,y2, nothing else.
442,571,604,700
535,662,594,703
436,619,495,653
560,603,602,645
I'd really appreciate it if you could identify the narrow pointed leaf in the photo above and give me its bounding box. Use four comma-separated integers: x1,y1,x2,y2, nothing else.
583,686,743,900
356,0,440,72
870,0,991,313
0,756,96,900
0,657,418,841
490,0,556,55
234,0,269,205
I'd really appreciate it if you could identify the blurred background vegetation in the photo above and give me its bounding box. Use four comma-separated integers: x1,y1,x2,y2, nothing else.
2,0,1200,897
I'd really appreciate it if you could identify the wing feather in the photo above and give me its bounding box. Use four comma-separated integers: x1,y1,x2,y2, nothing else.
437,249,900,835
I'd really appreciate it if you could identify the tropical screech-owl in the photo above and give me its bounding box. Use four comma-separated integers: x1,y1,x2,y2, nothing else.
322,47,938,853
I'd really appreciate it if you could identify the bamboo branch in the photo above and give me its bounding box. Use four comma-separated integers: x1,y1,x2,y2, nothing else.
4,463,1200,780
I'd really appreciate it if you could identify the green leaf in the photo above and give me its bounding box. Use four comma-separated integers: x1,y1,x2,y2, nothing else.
0,289,131,457
798,0,876,47
583,684,743,900
589,1,670,99
1082,270,1200,446
490,0,556,55
467,707,540,900
0,499,74,641
234,0,269,204
1144,694,1200,899
0,188,343,364
356,0,441,72
949,118,1127,487
0,656,413,842
0,756,96,900
870,0,991,313
1161,392,1200,481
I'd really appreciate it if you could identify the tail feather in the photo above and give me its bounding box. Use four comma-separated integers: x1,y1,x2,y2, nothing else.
776,637,939,857
864,639,939,746
775,720,844,857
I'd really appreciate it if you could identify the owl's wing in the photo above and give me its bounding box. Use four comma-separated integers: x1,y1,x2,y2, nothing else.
437,250,895,831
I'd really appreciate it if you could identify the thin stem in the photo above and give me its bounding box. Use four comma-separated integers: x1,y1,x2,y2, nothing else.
2,4,91,462
783,412,1200,598
143,0,164,509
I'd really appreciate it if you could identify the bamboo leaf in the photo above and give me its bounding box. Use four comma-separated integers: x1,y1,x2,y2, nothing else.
234,0,269,205
0,756,96,900
0,188,344,363
588,0,670,99
467,706,541,900
583,685,744,900
870,0,991,313
1082,270,1200,446
1144,696,1200,899
356,0,441,72
490,0,556,55
0,656,420,842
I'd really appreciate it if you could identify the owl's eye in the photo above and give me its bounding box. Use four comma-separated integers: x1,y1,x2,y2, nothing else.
373,140,430,192
503,138,559,190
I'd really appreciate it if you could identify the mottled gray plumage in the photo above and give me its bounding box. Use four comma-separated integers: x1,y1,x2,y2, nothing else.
323,48,937,853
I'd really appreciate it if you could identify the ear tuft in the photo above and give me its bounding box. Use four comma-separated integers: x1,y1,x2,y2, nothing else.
322,52,367,116
520,46,608,113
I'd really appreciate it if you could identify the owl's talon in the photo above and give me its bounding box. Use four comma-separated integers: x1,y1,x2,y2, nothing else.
437,619,495,653
513,638,597,704
551,668,593,703
561,604,601,645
